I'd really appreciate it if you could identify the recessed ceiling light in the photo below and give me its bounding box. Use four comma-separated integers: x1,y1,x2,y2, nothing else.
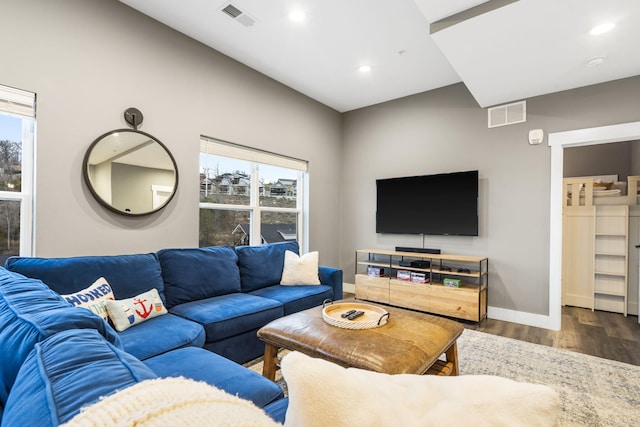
358,65,372,73
289,10,306,22
590,22,615,35
586,56,605,67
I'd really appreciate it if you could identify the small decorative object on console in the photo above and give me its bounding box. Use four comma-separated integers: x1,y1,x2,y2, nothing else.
367,267,385,277
410,272,427,284
397,270,411,281
443,278,462,288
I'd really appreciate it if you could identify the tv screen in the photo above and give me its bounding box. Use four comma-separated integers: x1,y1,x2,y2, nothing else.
376,170,478,236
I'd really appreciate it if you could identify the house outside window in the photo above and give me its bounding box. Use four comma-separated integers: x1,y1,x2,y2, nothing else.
0,84,35,263
199,137,308,249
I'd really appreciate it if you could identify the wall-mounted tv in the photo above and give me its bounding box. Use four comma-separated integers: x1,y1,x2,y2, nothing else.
376,170,478,236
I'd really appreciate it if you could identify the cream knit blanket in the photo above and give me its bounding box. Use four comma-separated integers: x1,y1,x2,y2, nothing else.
63,377,282,427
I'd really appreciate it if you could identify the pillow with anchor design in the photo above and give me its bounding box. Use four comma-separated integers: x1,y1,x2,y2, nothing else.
106,288,167,332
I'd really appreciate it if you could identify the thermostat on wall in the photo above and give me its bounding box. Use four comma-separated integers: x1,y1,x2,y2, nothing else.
528,129,544,145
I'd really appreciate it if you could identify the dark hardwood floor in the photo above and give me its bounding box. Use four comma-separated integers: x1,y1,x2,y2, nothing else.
345,293,640,366
465,306,640,366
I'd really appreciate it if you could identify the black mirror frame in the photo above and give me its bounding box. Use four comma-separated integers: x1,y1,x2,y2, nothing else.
83,128,179,217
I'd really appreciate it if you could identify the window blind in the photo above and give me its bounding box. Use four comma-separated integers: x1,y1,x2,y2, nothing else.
0,85,36,118
200,136,308,172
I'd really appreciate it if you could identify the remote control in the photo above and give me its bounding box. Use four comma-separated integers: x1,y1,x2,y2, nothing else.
341,309,356,318
347,311,365,320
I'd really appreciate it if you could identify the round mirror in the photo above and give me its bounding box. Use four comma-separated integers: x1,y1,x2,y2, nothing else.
83,129,178,216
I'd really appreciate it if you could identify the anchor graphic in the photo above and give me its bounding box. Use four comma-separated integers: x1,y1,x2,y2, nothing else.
133,297,153,319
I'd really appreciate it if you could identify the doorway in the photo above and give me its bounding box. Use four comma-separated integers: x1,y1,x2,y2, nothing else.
549,121,640,330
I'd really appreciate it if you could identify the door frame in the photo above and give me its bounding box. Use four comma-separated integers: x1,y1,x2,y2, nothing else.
548,121,640,330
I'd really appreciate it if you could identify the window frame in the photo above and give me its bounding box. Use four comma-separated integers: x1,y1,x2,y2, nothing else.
0,84,35,257
199,136,308,250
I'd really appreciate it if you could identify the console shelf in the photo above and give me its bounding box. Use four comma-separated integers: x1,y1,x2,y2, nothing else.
355,249,488,322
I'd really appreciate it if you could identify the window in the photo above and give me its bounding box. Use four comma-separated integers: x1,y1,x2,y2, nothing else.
199,137,308,249
0,84,35,262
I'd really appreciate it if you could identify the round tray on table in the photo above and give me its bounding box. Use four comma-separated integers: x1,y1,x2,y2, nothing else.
322,301,390,330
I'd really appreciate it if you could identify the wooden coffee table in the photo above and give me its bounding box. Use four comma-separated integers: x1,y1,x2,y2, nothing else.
257,299,464,380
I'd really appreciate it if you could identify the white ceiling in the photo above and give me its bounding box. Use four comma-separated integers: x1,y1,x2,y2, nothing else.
119,0,640,112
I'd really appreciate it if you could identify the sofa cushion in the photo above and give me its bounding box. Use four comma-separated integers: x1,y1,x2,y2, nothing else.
2,329,157,427
236,241,299,292
281,351,560,427
144,347,284,410
0,268,121,413
158,246,241,308
117,313,206,360
250,284,334,315
61,276,114,321
169,293,283,342
5,253,166,302
204,327,268,365
107,288,168,332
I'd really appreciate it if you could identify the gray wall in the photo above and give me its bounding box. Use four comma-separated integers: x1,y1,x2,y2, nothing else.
1,0,342,265
564,141,639,181
341,77,640,315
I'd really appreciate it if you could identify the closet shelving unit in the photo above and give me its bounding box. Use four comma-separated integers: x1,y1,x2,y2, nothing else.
562,176,640,316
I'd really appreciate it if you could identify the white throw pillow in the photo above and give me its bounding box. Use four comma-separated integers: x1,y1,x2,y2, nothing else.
280,250,320,286
106,288,168,332
280,351,560,427
61,277,114,321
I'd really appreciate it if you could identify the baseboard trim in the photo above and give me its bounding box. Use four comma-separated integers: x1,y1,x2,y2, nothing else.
343,282,355,294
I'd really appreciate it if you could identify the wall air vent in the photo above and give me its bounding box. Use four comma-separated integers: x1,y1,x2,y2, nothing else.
221,3,256,27
487,100,526,128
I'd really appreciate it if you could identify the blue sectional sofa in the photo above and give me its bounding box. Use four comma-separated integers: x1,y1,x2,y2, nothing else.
0,241,343,425
6,241,342,364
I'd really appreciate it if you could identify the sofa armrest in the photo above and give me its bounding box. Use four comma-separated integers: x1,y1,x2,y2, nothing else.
318,266,343,300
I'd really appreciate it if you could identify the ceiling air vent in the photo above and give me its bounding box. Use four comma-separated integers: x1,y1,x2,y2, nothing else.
221,3,256,27
488,100,526,128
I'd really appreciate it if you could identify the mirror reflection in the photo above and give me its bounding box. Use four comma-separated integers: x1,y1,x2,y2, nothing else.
83,129,178,216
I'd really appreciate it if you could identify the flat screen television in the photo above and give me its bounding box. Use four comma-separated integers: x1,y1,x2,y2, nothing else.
376,170,478,236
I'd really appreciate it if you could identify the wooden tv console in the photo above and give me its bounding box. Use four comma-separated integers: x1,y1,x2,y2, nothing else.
355,249,488,322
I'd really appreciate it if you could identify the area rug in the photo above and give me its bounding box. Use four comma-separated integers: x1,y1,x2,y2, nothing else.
248,329,640,426
457,329,640,426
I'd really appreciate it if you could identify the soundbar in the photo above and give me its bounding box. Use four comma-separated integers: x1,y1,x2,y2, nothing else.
395,246,441,254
